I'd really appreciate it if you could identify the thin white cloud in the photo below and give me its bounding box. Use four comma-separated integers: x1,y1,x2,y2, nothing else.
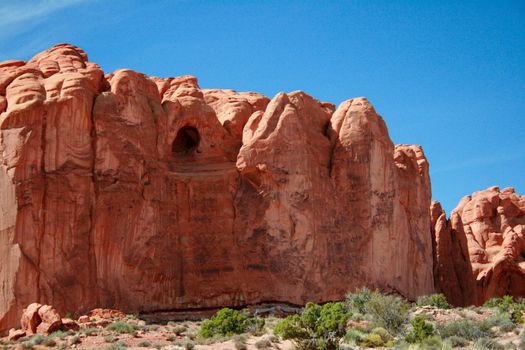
0,0,87,28
431,153,525,174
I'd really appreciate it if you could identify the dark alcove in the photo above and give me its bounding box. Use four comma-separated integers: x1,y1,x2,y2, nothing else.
172,126,200,155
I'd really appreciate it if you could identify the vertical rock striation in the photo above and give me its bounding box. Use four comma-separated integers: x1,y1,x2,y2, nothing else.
0,44,435,333
433,187,525,305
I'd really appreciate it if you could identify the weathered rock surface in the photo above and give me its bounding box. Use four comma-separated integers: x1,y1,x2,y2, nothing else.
19,303,62,335
433,187,525,305
1,43,434,333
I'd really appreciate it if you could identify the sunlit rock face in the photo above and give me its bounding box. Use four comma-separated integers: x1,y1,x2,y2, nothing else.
432,187,525,306
0,44,435,333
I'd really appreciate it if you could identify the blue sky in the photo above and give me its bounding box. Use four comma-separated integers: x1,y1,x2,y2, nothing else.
1,0,524,213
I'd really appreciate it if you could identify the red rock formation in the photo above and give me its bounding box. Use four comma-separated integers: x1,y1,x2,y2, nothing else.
0,44,434,333
433,187,525,305
19,303,62,335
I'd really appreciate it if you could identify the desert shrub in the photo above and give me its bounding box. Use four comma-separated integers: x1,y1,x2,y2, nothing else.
104,335,118,343
146,324,160,331
105,342,128,350
415,293,451,309
49,330,74,339
345,288,373,314
437,319,493,340
174,339,195,350
42,337,56,347
484,295,515,313
511,302,524,324
199,308,264,338
138,341,151,347
355,327,393,348
446,335,470,347
363,291,409,334
233,335,247,350
69,335,81,345
359,333,384,348
273,302,351,350
246,315,266,336
472,337,504,350
19,342,34,350
484,295,524,325
420,336,446,349
486,312,516,333
344,328,366,344
267,335,279,343
370,327,393,342
81,327,100,336
173,324,187,335
254,338,272,349
123,314,139,321
107,321,137,334
405,316,434,343
28,335,46,345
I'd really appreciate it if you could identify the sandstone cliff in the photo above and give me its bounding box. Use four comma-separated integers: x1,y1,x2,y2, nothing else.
0,44,435,332
432,187,525,306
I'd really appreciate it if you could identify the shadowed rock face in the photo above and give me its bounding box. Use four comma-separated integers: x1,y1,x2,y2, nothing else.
432,187,525,306
0,43,436,333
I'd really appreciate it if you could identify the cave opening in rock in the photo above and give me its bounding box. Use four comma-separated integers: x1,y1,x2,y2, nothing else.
172,126,200,155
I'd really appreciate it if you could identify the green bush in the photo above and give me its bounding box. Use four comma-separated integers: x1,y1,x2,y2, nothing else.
198,308,264,338
355,328,393,348
437,319,493,340
486,313,516,333
405,316,434,343
28,335,46,345
446,335,470,347
415,293,451,309
173,339,195,350
345,288,372,314
138,341,151,348
346,289,409,335
81,327,100,336
472,337,504,350
42,338,56,347
107,321,137,334
105,342,128,350
484,295,514,313
484,295,524,325
511,302,524,324
359,333,384,348
365,291,409,334
173,325,187,335
344,328,366,344
420,336,445,349
274,302,351,350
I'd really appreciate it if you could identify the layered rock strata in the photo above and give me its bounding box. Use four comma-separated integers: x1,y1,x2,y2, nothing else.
1,43,435,333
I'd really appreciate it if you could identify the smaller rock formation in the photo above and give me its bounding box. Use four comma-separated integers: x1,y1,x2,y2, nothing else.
433,187,525,305
20,303,63,335
7,328,25,341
